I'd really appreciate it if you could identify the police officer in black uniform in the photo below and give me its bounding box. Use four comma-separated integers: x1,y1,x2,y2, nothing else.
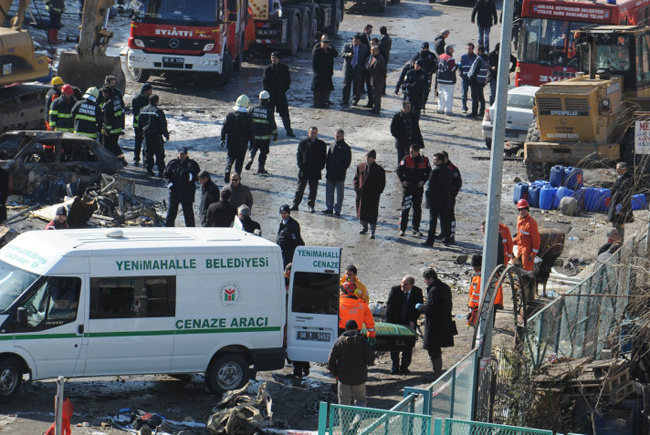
221,95,255,183
401,60,429,117
276,205,305,267
139,94,169,177
262,52,295,137
412,43,437,113
246,91,278,174
163,147,200,227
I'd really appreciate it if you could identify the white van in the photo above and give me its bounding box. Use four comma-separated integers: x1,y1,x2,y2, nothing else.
0,228,341,402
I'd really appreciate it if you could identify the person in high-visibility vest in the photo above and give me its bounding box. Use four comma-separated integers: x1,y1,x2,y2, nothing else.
339,264,370,304
49,85,76,133
338,281,375,343
467,254,481,326
513,199,540,272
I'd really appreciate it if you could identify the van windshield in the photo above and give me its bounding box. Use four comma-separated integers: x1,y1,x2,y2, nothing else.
0,260,39,312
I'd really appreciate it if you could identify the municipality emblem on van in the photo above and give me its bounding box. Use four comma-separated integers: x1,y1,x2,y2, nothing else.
220,281,241,307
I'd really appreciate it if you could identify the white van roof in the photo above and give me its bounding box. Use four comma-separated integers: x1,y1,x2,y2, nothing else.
0,228,279,275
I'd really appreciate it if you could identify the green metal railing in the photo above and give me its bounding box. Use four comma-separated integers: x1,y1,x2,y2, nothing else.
442,418,554,435
318,402,431,435
524,233,647,368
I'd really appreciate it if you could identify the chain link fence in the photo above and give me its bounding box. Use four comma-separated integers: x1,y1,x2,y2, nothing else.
523,233,648,368
443,418,555,435
324,403,431,435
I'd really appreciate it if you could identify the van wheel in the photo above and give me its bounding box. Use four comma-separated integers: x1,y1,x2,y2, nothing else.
205,354,249,395
0,358,22,403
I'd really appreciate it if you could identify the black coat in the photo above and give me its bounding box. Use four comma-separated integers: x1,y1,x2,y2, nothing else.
199,179,220,227
472,0,498,28
385,285,424,326
354,162,385,224
426,164,453,210
434,36,446,56
379,34,392,63
608,171,634,224
276,216,305,266
263,62,291,95
221,111,255,151
391,111,424,149
326,140,352,181
412,51,437,76
486,50,517,83
163,157,200,202
403,69,429,98
206,200,236,227
139,104,169,139
297,138,327,179
131,92,149,126
422,279,454,350
367,54,387,88
327,329,375,385
240,216,261,235
312,44,338,92
446,160,463,198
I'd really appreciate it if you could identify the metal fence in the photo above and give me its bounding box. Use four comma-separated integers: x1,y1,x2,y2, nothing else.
523,232,648,369
428,349,479,422
318,402,431,435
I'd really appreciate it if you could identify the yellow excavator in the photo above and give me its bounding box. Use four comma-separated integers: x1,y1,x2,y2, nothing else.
0,0,50,132
0,0,123,132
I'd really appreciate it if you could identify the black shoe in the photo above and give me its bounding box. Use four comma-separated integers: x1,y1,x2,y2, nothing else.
309,206,315,213
290,205,299,211
359,229,368,235
322,209,333,215
133,161,140,167
435,234,445,240
466,113,478,118
371,109,380,114
245,160,253,171
352,100,359,106
256,169,269,175
286,130,296,137
334,211,341,217
390,367,399,375
370,233,375,239
443,238,454,246
341,100,349,106
400,367,411,374
146,170,155,176
421,241,434,247
364,103,373,108
157,172,164,178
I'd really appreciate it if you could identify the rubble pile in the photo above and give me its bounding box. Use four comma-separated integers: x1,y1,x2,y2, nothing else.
207,382,273,435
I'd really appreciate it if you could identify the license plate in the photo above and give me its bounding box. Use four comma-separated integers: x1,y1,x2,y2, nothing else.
163,57,184,67
257,29,281,37
296,331,330,342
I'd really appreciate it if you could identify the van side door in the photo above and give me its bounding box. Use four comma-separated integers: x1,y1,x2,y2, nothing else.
13,276,85,380
286,246,341,364
83,275,176,376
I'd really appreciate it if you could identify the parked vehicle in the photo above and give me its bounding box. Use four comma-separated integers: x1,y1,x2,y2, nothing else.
0,228,342,402
482,86,539,149
0,131,123,197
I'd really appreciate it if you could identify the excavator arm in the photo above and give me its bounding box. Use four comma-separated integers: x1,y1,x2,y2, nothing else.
0,0,30,30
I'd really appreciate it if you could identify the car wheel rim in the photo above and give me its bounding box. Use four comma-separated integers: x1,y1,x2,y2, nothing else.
0,366,18,396
217,362,243,390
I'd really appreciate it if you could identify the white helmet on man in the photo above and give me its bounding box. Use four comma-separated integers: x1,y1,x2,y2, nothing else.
235,94,250,107
259,90,270,100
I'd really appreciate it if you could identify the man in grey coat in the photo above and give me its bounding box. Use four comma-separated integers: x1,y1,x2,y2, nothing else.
324,129,352,216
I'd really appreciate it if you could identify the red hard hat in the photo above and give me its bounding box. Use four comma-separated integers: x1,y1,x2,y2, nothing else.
62,84,74,96
341,281,357,294
517,199,530,209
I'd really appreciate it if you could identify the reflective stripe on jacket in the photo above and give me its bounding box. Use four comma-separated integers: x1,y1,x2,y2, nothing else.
468,274,481,308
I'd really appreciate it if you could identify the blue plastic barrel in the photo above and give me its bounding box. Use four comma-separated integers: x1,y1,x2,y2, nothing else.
563,167,583,190
535,180,551,187
598,188,612,212
582,187,600,212
528,185,541,208
549,165,565,187
632,194,647,211
539,186,558,210
513,182,529,204
552,186,575,209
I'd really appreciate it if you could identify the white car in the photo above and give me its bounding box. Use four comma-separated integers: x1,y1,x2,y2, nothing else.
481,85,540,149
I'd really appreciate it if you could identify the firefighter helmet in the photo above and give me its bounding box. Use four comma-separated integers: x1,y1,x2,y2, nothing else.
236,94,250,107
61,84,74,96
259,90,270,100
51,76,64,86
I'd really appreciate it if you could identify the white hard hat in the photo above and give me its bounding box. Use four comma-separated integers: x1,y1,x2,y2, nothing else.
259,90,270,100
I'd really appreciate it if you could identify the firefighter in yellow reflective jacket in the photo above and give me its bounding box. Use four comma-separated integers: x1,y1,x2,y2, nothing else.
339,282,375,344
246,91,277,174
49,85,76,132
339,264,370,304
71,87,102,140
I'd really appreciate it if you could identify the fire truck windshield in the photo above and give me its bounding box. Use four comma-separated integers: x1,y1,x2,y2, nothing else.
133,0,219,25
520,18,583,67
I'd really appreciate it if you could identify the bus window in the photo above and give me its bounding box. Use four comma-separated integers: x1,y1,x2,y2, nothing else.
542,20,569,64
521,18,542,62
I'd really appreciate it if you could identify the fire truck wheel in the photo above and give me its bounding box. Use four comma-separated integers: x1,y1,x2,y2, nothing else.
215,52,234,87
299,12,310,51
127,67,150,84
286,14,300,55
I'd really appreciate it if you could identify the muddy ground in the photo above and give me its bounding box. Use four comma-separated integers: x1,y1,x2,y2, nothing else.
1,0,648,433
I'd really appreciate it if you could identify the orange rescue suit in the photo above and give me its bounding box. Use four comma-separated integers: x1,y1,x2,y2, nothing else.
499,223,514,264
469,271,503,313
339,294,375,338
514,213,540,271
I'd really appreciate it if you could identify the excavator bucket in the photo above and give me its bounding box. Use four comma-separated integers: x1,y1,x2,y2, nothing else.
56,0,125,91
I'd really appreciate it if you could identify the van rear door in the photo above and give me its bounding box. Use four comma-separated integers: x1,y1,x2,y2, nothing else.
286,246,340,363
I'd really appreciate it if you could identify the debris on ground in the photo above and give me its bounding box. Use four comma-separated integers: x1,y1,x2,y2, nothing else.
207,382,273,435
110,407,207,434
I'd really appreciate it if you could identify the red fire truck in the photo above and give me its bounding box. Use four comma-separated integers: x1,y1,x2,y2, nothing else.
515,0,650,86
121,0,252,86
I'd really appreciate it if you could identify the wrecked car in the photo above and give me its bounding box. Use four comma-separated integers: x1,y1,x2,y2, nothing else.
0,131,123,198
